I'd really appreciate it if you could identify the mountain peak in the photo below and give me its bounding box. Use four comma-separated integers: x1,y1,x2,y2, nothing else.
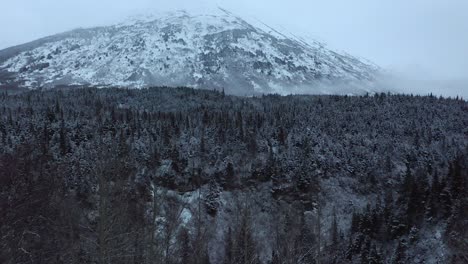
0,9,384,95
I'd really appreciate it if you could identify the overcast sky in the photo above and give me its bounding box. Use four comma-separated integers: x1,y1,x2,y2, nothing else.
1,0,468,82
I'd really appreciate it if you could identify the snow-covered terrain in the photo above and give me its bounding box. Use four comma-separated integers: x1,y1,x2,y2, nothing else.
1,87,466,263
0,8,383,95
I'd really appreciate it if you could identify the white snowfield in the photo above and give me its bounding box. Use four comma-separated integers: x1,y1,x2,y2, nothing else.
0,8,384,95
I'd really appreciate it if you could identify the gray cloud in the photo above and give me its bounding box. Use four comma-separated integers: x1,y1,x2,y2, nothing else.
1,0,467,92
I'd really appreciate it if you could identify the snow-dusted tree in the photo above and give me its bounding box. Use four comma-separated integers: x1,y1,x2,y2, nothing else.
392,240,407,264
205,177,221,216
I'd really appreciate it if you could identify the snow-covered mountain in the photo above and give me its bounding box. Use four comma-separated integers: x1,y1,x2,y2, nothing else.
0,9,383,95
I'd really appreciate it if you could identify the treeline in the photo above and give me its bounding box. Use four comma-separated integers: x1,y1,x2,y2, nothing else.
0,87,466,263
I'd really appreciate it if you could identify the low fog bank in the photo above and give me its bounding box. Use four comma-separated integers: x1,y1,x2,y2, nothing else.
376,75,468,100
263,80,392,97
262,76,466,99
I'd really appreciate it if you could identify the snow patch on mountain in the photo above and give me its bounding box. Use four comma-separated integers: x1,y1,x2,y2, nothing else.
0,8,384,95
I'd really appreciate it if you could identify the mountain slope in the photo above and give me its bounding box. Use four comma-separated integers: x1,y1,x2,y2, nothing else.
1,87,466,263
0,9,382,95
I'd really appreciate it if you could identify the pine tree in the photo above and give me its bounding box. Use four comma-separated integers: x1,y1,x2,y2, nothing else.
271,250,280,264
382,190,394,240
234,209,258,264
368,244,383,264
178,227,192,264
224,227,233,264
201,250,211,264
278,127,287,146
330,207,339,247
297,213,315,263
42,121,49,155
200,131,206,154
351,211,361,234
225,162,236,188
360,236,371,264
205,178,221,216
450,156,466,200
401,162,413,196
426,170,441,220
148,145,161,169
392,240,406,264
59,119,68,156
440,184,453,219
406,180,421,228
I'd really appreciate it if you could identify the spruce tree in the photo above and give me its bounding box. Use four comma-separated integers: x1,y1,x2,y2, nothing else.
392,240,406,264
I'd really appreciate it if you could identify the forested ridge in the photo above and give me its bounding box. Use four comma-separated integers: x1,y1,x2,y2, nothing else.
0,87,467,264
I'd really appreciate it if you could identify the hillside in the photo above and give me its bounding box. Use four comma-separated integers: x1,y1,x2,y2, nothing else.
0,87,466,263
0,9,382,95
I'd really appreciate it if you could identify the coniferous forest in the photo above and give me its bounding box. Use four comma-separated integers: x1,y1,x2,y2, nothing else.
0,87,467,264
